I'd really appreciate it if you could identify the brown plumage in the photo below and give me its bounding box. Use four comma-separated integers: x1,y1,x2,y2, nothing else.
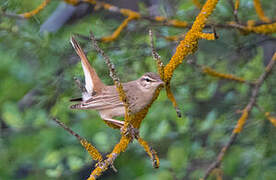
70,37,164,128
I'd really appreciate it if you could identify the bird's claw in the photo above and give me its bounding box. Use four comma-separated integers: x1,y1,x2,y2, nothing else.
120,124,139,140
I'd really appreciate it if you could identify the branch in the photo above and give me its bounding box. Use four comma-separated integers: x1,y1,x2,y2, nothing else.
202,52,276,180
149,30,182,118
20,0,51,18
187,60,254,85
88,136,132,180
163,0,219,83
227,0,240,23
192,0,202,9
265,112,276,127
89,32,130,110
52,118,103,162
253,0,270,23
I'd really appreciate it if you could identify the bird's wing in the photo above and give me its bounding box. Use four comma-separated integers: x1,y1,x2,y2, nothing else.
70,93,124,110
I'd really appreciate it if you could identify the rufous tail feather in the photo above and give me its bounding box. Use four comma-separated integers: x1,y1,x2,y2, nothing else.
70,37,105,94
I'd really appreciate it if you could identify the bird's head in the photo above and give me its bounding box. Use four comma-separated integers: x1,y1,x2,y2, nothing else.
138,72,164,91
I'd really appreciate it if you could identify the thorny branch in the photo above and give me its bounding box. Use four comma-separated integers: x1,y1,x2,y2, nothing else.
202,52,276,180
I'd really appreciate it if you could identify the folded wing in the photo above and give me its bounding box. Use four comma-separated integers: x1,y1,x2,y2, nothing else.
70,92,124,110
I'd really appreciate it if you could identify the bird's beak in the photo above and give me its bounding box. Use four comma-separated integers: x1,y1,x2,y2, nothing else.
157,81,165,87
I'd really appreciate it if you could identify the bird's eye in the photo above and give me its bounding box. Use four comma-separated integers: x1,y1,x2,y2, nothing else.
145,78,150,82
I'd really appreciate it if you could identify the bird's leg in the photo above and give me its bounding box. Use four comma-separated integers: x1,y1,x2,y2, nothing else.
121,124,139,141
101,116,125,129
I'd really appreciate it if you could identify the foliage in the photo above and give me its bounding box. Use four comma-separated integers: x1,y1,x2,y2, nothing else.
0,0,276,179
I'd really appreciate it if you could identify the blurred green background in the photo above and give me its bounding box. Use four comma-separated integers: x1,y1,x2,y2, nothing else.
0,0,276,179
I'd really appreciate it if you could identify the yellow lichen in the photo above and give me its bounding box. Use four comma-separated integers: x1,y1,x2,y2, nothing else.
101,16,136,43
234,0,240,11
164,35,182,41
233,110,249,133
163,0,219,83
20,0,51,18
99,7,140,42
80,139,103,162
253,0,270,23
247,20,256,27
64,0,79,5
88,136,132,179
202,66,246,83
245,22,276,34
168,19,188,28
165,84,179,111
155,16,166,22
265,112,276,127
192,0,202,9
198,32,216,40
119,9,141,19
211,168,223,180
137,137,160,168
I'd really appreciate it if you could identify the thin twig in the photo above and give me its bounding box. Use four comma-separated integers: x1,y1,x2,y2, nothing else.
228,0,239,23
52,117,82,141
187,59,255,85
52,117,103,162
1,11,25,19
149,29,164,77
202,52,276,180
89,31,130,113
149,29,182,118
89,32,120,83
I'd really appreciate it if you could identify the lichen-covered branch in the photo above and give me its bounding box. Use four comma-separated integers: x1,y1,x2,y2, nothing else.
253,0,270,23
4,0,276,39
188,59,251,84
202,52,276,180
88,136,132,180
192,0,202,9
137,137,160,168
100,16,138,43
52,118,103,162
163,0,219,83
202,66,246,83
20,0,51,18
150,30,181,117
265,112,276,127
229,21,276,34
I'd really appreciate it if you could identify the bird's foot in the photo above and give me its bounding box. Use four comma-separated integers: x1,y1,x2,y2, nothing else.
121,124,139,141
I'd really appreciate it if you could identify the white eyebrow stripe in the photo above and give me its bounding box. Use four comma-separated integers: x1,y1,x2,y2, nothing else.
143,76,157,81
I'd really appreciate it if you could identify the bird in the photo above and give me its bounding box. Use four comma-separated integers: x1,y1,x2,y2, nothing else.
69,37,164,129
